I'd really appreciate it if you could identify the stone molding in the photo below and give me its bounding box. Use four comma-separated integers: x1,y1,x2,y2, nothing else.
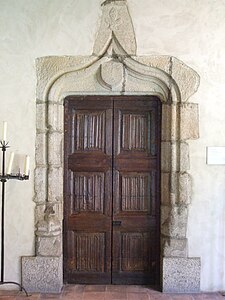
22,0,200,293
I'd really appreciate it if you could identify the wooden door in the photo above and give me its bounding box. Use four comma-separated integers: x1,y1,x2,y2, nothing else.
64,96,161,286
112,97,161,285
64,97,113,284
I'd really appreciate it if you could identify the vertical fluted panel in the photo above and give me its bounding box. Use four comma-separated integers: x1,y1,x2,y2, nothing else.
121,174,150,212
68,232,105,272
73,173,104,212
122,113,148,151
74,112,105,151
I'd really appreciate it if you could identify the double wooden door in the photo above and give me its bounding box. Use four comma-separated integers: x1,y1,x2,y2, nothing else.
64,96,161,286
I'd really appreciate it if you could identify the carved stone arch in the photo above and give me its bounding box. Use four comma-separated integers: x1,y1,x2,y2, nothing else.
22,0,201,294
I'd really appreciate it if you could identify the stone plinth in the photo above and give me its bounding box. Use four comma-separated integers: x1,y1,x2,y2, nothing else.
163,257,201,293
22,256,63,293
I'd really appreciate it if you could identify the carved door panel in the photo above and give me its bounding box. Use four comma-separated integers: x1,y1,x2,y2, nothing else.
64,96,161,285
112,97,161,285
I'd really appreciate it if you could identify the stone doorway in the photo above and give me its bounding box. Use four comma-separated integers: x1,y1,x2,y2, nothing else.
22,0,200,294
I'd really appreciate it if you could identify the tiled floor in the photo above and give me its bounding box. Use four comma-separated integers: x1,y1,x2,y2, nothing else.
0,285,224,300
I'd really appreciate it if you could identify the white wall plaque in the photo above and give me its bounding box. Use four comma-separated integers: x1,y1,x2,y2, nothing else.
207,147,225,165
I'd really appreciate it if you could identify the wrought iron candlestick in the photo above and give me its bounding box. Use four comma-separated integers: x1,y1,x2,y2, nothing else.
0,140,29,296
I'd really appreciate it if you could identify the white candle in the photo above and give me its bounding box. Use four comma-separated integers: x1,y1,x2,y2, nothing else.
2,121,7,142
7,152,14,174
24,155,30,176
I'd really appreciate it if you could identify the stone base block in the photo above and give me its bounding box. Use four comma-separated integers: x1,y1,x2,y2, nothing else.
22,256,63,293
163,257,201,293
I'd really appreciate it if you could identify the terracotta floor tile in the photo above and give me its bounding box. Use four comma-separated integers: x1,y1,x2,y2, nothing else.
61,293,83,300
150,294,173,300
0,291,19,296
82,291,105,300
61,291,83,299
126,286,156,293
61,285,85,300
61,297,82,300
0,297,17,300
84,285,106,292
170,295,194,300
63,285,85,294
106,285,128,292
105,291,128,299
193,293,222,300
127,292,150,300
16,296,40,300
192,295,205,300
0,285,223,300
40,294,62,299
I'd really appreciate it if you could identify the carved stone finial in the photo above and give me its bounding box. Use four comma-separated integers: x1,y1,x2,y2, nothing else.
93,0,136,56
101,0,126,6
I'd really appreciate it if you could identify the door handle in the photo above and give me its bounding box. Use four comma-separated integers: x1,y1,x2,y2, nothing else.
113,220,122,226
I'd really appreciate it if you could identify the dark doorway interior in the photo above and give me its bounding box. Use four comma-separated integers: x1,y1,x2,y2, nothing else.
63,96,161,286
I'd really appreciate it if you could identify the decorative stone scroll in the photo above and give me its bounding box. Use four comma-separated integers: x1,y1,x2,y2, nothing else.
22,0,201,294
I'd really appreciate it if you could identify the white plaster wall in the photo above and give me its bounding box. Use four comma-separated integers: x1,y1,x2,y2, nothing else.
0,0,224,291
